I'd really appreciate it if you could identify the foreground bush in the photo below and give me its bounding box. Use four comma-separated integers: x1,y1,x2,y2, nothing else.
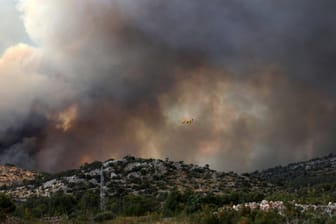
0,193,15,221
93,211,115,222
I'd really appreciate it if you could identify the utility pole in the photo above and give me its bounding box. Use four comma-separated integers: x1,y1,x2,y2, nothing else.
100,166,105,211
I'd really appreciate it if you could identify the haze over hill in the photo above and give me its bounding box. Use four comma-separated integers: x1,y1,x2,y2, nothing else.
252,153,336,186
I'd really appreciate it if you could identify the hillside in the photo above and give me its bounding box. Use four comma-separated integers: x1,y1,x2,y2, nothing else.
252,154,336,187
2,155,336,223
0,165,37,187
4,154,336,200
1,156,272,200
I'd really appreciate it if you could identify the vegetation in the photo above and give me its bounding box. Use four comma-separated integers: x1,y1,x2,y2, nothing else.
93,211,115,222
0,193,15,221
3,154,336,223
0,187,334,223
252,153,336,187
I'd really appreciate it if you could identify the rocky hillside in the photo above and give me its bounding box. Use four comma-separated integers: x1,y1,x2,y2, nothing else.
1,156,272,200
0,165,37,187
4,154,336,200
252,154,336,186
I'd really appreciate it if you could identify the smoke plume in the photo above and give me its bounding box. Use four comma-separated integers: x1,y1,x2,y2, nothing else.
0,0,335,172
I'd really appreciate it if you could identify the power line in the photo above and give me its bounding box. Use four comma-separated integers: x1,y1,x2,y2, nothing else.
100,166,105,211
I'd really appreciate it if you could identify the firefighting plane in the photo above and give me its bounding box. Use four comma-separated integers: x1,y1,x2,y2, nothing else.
181,118,194,125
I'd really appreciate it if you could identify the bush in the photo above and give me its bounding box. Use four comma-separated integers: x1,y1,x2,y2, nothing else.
107,195,159,217
185,193,202,214
93,211,115,222
163,190,185,216
254,210,285,224
80,161,102,171
0,193,15,221
19,194,77,218
201,208,238,224
78,191,99,213
122,195,158,216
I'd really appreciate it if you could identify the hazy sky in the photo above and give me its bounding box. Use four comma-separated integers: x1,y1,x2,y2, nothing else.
0,0,30,53
0,0,336,173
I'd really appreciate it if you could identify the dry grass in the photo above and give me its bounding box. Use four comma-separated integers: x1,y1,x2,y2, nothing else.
7,215,196,224
104,216,192,224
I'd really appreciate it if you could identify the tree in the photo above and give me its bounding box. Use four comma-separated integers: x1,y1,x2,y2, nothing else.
0,193,15,221
78,191,100,214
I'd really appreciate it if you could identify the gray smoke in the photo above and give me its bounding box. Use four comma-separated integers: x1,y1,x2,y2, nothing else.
0,0,335,172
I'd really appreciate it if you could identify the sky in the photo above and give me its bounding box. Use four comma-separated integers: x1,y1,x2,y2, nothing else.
0,0,336,172
0,0,30,53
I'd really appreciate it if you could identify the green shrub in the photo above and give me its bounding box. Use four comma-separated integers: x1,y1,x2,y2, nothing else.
0,193,15,221
254,210,285,224
80,161,102,171
122,195,158,216
19,194,77,218
163,190,185,216
93,211,115,222
78,191,99,213
107,195,159,217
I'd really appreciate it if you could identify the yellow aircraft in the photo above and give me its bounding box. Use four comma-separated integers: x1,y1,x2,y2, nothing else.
181,118,194,125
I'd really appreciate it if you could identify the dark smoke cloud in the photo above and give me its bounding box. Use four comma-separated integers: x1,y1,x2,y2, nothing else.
0,0,335,172
0,137,36,169
120,0,336,93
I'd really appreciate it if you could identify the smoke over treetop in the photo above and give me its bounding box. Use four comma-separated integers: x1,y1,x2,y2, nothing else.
0,0,335,172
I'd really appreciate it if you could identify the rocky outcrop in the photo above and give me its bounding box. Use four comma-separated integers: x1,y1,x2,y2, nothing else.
0,165,37,187
1,156,270,200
